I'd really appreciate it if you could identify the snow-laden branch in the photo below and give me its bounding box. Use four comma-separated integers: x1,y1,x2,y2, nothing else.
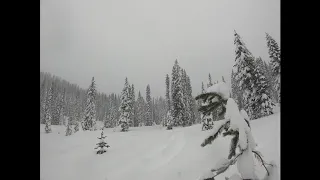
201,119,230,147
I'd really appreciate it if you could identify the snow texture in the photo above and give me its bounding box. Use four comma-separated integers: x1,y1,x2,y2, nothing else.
236,148,256,179
214,158,230,170
40,113,280,180
229,174,242,180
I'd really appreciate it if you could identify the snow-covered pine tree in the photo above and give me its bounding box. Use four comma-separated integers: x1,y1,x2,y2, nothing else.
145,84,153,126
118,77,131,131
57,88,66,125
74,121,79,133
233,30,256,119
264,61,278,103
82,77,97,131
196,83,277,180
68,96,77,127
251,57,274,119
136,91,146,126
231,70,244,110
231,70,236,100
181,69,188,126
40,79,46,124
94,131,110,154
202,82,205,94
44,83,54,133
266,33,280,103
108,98,118,128
65,118,73,136
153,98,158,125
166,110,174,130
165,74,171,113
103,111,111,128
171,60,184,126
207,73,213,88
50,82,60,125
130,84,136,127
186,75,195,125
75,91,82,124
158,97,167,126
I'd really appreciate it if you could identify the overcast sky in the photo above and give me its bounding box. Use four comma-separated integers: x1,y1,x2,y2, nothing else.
40,0,280,98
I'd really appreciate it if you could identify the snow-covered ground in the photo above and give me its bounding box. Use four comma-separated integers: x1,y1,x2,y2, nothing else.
40,113,280,180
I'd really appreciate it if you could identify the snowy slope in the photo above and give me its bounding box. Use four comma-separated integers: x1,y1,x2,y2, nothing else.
40,113,280,180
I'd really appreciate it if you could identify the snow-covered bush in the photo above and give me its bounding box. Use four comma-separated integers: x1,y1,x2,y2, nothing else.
196,82,278,180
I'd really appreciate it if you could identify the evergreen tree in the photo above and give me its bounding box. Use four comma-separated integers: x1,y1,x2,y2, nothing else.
201,82,205,93
107,97,117,128
50,82,60,125
82,77,97,131
145,84,153,126
231,70,243,109
181,69,188,126
40,79,46,124
233,30,256,119
74,121,79,133
186,75,195,125
118,77,131,131
266,33,281,103
136,91,146,126
165,74,171,113
58,88,66,125
65,119,73,136
130,84,136,126
75,91,82,124
165,110,174,130
44,83,54,133
264,61,278,102
103,111,111,128
198,98,275,180
251,57,274,119
171,60,184,126
94,131,110,154
207,73,213,88
68,96,77,126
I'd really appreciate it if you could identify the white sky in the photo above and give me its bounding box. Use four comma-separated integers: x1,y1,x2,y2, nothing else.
40,0,280,98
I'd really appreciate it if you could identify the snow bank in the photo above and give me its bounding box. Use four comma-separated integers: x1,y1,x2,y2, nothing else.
229,173,242,180
40,112,280,180
236,148,256,179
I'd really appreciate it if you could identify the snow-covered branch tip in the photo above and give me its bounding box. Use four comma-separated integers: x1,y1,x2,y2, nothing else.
252,150,273,176
208,152,243,179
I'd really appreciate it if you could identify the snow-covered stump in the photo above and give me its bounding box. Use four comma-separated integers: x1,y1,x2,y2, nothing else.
196,82,277,180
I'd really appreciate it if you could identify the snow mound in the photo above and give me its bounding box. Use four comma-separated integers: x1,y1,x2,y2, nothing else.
236,148,256,179
206,82,230,100
229,173,242,180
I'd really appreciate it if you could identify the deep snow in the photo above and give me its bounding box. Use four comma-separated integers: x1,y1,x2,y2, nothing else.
40,113,280,180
